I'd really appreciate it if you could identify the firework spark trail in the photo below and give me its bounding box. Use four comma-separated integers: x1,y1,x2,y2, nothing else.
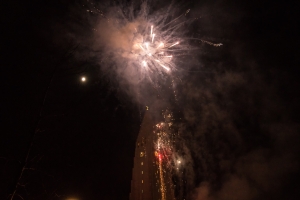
158,153,166,200
152,110,185,199
191,38,223,47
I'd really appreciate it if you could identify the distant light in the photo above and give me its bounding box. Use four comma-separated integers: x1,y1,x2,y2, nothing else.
177,160,181,164
81,77,86,82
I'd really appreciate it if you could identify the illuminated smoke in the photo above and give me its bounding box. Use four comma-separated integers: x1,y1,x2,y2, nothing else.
71,0,222,103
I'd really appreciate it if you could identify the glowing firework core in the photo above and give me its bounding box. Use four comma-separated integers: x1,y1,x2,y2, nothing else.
132,24,181,72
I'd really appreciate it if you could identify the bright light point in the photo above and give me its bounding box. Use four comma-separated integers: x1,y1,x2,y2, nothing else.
158,42,164,48
148,53,152,56
145,42,149,47
142,61,147,66
81,77,86,82
177,160,181,164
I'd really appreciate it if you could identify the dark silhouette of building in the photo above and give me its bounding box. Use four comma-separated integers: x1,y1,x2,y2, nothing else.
130,109,175,200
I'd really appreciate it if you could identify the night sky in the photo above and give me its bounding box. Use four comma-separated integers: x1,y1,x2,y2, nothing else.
1,0,299,200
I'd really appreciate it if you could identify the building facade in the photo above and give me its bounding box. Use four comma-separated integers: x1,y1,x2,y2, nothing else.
130,110,175,200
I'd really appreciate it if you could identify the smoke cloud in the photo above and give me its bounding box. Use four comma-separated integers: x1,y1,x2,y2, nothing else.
178,67,300,200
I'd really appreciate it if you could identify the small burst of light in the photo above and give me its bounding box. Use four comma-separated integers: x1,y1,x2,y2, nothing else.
81,77,86,82
145,42,149,49
177,160,181,164
142,61,147,66
158,42,164,48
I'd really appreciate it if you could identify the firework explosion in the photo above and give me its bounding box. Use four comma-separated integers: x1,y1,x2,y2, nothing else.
80,0,221,87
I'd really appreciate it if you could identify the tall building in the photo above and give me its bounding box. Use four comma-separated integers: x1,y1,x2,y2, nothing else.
130,110,175,200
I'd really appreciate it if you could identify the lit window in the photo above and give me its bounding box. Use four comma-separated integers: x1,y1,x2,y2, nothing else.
141,162,143,165
142,180,143,183
140,152,144,157
142,190,143,193
142,171,143,174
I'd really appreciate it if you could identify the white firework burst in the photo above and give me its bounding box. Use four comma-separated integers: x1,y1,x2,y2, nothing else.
83,0,202,82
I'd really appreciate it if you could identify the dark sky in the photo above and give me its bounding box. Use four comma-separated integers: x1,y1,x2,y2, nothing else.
1,0,299,200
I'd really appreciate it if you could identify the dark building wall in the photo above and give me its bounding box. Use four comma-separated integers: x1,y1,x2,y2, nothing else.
130,110,157,200
130,110,175,200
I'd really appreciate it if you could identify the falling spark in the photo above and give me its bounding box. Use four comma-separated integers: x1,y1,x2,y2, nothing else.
159,64,170,71
185,9,190,15
158,153,166,200
169,41,179,48
151,25,153,36
152,33,155,43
